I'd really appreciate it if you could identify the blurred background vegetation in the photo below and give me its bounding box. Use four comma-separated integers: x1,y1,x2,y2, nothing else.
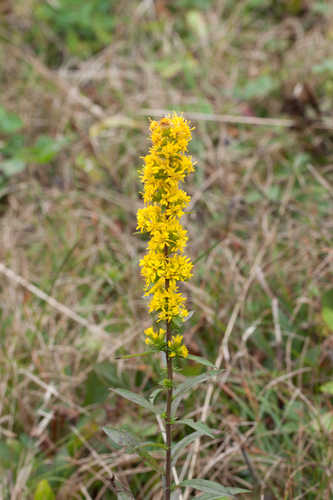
0,0,333,498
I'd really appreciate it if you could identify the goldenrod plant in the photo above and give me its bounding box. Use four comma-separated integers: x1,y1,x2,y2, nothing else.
104,114,248,500
137,114,194,499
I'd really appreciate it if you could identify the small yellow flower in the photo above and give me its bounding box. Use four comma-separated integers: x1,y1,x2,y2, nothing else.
168,335,189,358
144,327,166,348
179,345,189,358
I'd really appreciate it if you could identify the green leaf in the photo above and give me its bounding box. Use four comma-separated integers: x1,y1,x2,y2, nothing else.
320,382,333,395
313,59,333,74
104,427,139,450
171,431,202,465
112,477,135,499
94,361,127,387
0,158,26,176
149,388,163,405
111,388,160,414
172,370,221,415
311,412,333,432
322,289,333,331
187,354,216,368
84,370,109,405
186,10,207,40
104,427,161,472
170,314,186,333
234,75,278,100
67,420,99,456
0,106,23,134
35,0,115,58
135,446,161,472
178,419,215,438
195,495,230,500
33,480,56,500
28,135,66,164
179,479,249,497
154,59,183,79
0,441,15,468
117,493,134,500
267,185,281,201
173,371,220,399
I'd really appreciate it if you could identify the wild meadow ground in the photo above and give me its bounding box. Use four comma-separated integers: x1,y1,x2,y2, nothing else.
0,1,333,498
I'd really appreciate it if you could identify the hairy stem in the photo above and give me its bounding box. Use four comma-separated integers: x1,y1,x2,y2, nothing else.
165,315,173,500
164,238,173,500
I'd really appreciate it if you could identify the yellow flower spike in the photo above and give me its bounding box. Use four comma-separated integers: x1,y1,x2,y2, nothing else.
137,112,194,354
137,113,195,499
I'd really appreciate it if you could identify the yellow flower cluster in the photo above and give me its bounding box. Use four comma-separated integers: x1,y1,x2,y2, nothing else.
168,335,188,358
145,327,166,349
137,113,195,358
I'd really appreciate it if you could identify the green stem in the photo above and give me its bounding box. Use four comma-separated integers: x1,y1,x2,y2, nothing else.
165,315,173,500
114,351,153,360
164,237,172,500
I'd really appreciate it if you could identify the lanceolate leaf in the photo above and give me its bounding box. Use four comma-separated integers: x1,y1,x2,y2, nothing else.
117,494,134,500
178,419,215,438
136,447,161,472
320,381,333,394
187,354,216,368
33,480,56,500
149,387,163,405
172,370,221,415
173,371,221,399
195,495,230,500
113,479,135,500
94,362,127,387
111,388,160,414
179,479,249,497
104,427,139,450
104,427,161,472
171,431,202,465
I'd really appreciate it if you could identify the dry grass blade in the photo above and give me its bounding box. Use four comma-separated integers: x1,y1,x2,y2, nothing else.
0,262,109,341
